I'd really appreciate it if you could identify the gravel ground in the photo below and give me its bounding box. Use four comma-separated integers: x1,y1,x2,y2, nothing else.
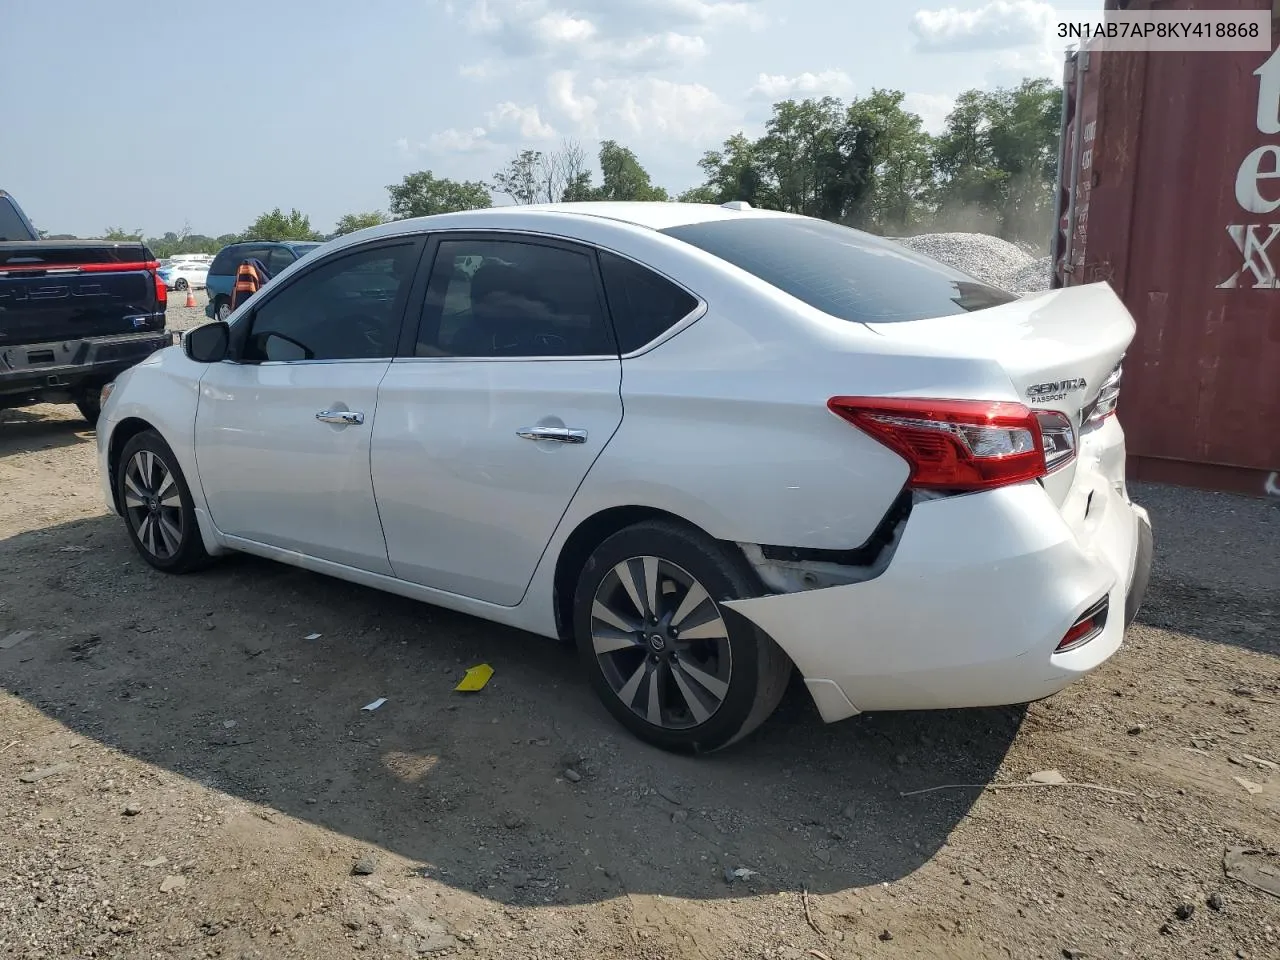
1,295,1279,959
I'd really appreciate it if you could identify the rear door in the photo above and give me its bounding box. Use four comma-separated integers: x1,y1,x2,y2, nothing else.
371,233,623,605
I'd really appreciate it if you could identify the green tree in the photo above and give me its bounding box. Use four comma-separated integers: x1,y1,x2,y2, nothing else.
102,226,143,240
387,171,492,218
241,207,322,241
692,133,770,207
933,78,1062,241
593,140,669,201
492,150,543,204
334,211,391,235
845,89,935,233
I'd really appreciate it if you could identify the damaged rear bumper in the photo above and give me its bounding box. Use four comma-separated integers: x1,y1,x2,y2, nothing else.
724,473,1153,723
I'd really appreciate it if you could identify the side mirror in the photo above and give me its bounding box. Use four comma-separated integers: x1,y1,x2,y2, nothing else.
183,320,230,363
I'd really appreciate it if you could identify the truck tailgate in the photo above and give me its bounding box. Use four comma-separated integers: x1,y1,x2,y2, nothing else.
0,241,166,343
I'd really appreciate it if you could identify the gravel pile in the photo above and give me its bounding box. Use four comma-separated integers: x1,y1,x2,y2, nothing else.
1002,255,1052,293
893,232,1052,293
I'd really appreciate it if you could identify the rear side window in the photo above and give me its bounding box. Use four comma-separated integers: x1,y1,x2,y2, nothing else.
266,246,297,276
599,252,699,353
210,245,245,276
415,238,615,358
660,218,1018,323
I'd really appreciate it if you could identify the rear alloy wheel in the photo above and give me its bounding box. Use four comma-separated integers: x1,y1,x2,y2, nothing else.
573,520,792,753
174,277,189,291
215,299,231,321
116,429,210,573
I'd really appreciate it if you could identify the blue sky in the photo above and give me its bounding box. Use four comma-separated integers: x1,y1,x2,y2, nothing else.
1,0,1102,238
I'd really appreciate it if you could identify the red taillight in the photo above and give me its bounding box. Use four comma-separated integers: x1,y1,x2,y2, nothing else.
152,268,167,305
828,396,1067,492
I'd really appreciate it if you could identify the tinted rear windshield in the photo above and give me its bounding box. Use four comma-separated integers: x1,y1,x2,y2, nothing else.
660,217,1018,323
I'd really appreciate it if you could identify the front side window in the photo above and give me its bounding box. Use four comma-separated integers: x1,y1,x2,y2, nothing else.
660,217,1018,324
415,238,615,358
266,246,298,277
241,241,419,363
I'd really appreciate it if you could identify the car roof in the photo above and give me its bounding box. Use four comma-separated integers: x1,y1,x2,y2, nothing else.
476,201,797,230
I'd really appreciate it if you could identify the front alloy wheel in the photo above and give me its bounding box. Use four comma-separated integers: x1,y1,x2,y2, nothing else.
123,449,184,560
116,429,210,574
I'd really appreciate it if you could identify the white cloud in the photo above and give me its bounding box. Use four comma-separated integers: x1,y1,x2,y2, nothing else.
438,0,756,69
911,1,1053,53
542,71,738,144
487,102,558,140
748,69,854,100
428,126,493,152
902,92,956,134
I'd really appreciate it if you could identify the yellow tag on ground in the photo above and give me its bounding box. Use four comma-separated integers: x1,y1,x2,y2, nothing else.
454,663,494,692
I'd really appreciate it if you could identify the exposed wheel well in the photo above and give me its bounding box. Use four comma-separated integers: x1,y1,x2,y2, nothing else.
551,506,758,642
107,417,157,512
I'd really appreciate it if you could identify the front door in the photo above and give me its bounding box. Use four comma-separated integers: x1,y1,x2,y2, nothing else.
372,234,623,606
195,236,425,574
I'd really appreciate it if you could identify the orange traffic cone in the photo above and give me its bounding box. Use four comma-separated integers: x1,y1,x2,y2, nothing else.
184,286,197,308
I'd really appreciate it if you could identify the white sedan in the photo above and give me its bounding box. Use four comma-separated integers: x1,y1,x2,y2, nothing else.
158,260,209,291
95,201,1154,753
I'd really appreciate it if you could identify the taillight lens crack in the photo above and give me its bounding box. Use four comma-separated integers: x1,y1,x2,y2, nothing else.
828,396,1077,492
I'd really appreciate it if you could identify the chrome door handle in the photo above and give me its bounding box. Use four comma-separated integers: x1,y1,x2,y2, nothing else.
516,426,587,444
316,410,365,425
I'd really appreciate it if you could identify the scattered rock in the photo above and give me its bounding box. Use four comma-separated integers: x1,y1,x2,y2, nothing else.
1224,847,1280,898
18,763,75,783
814,847,833,864
724,867,757,884
416,932,458,954
654,785,682,805
671,810,688,825
159,875,187,893
142,857,168,868
1207,892,1225,911
1233,776,1264,796
1159,923,1174,935
351,856,377,876
1128,724,1145,736
879,929,894,942
122,804,143,816
0,630,34,650
1062,949,1087,959
1029,769,1068,785
563,768,582,783
1242,754,1278,771
842,803,858,820
1175,902,1195,921
504,815,525,830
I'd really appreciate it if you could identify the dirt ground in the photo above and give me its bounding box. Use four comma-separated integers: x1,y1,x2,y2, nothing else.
2,297,1278,959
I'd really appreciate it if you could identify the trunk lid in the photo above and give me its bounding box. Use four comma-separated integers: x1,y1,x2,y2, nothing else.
863,281,1134,505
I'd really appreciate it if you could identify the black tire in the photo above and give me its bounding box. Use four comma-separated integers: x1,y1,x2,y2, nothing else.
175,278,189,291
214,298,231,321
573,520,792,753
74,391,101,427
115,429,211,574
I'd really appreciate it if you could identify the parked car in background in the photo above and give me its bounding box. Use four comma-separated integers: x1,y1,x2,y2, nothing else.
96,201,1153,753
158,259,208,291
204,240,322,320
0,189,170,426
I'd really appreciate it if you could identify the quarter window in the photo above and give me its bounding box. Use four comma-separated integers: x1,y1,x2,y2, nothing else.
242,242,419,363
416,238,615,358
598,251,699,353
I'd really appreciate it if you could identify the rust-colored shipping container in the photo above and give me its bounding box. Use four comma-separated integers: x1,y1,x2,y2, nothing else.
1051,0,1280,498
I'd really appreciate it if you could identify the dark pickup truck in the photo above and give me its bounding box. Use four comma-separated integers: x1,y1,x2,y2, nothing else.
0,190,171,426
